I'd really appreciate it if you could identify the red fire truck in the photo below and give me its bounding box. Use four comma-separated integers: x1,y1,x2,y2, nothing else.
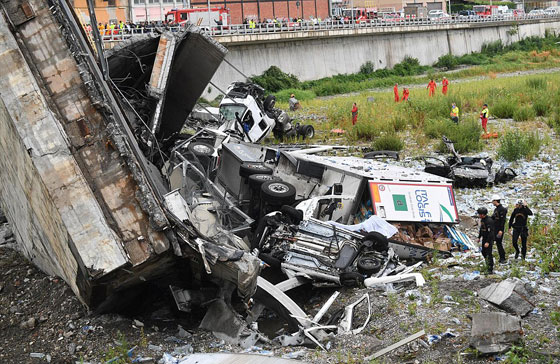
473,5,498,17
165,7,230,28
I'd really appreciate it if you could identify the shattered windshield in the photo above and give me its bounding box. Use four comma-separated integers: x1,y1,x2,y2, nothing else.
220,104,247,123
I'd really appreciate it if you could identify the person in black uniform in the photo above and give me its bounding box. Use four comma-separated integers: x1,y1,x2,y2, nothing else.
477,207,494,274
508,199,533,260
490,194,508,264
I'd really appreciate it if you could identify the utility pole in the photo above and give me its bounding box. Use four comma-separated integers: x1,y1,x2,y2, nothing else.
207,0,211,28
351,0,354,26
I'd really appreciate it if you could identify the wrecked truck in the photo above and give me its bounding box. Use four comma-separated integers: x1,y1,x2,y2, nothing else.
188,82,315,142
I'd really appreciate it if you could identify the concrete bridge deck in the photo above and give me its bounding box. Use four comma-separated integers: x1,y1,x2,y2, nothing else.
203,17,560,99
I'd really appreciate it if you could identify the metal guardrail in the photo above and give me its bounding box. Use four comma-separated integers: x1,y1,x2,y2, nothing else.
99,13,560,41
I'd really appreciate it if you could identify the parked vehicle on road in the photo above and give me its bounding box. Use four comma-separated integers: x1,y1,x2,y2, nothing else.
528,9,546,17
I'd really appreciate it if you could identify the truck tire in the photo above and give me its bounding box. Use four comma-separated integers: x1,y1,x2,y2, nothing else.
264,95,276,111
362,232,389,252
187,142,214,157
239,162,273,178
248,174,281,190
260,180,296,206
357,256,382,275
303,125,315,139
339,272,364,287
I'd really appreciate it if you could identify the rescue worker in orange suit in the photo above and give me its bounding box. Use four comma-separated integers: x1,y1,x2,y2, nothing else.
402,88,410,101
394,83,400,102
427,79,437,97
480,104,489,135
351,103,358,126
477,207,494,275
442,77,449,95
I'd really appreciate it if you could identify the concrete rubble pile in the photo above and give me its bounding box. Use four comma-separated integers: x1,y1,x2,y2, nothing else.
470,312,523,354
0,0,487,354
479,278,535,317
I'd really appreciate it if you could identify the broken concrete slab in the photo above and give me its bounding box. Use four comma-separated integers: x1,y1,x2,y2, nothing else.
478,278,535,317
165,353,299,364
470,312,523,355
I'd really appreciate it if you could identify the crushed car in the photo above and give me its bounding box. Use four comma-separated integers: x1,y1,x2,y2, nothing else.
423,136,517,188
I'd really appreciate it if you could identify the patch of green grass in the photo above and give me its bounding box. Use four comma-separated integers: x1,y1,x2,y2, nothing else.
532,98,551,117
513,107,536,122
372,133,404,151
492,99,518,119
436,119,483,153
526,77,547,89
497,130,543,161
408,302,417,316
274,88,316,103
350,122,380,141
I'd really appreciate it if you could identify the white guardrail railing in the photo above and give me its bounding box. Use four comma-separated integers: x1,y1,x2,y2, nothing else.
99,13,560,41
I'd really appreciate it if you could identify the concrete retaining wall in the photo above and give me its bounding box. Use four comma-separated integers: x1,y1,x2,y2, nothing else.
206,20,560,99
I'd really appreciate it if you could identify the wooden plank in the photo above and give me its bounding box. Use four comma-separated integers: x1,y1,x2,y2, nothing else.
365,330,426,361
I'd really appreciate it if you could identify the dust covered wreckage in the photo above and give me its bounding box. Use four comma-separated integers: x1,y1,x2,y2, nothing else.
0,0,472,345
423,136,517,188
0,0,259,310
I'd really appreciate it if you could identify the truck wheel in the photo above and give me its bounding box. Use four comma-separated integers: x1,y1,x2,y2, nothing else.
260,180,296,206
303,125,315,139
339,272,364,287
187,142,214,157
357,256,382,275
248,174,281,190
362,232,389,252
239,163,273,178
264,95,276,111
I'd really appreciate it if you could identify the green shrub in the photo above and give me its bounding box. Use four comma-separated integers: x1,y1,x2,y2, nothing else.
549,110,560,135
251,66,300,92
491,99,518,119
274,89,316,103
513,107,536,122
392,56,429,77
457,53,490,65
497,130,543,161
435,120,483,153
372,133,404,151
391,115,408,132
434,54,459,70
526,77,547,89
424,119,449,139
352,122,380,141
481,40,504,56
532,99,551,117
360,61,375,75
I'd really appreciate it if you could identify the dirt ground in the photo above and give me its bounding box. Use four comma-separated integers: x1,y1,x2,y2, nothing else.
1,214,559,364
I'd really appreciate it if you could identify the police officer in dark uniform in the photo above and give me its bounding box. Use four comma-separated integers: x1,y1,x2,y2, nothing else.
490,194,507,264
508,199,533,260
477,207,495,274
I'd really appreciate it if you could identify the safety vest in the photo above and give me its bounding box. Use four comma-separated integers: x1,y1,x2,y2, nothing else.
249,20,255,29
481,108,489,118
451,106,459,117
